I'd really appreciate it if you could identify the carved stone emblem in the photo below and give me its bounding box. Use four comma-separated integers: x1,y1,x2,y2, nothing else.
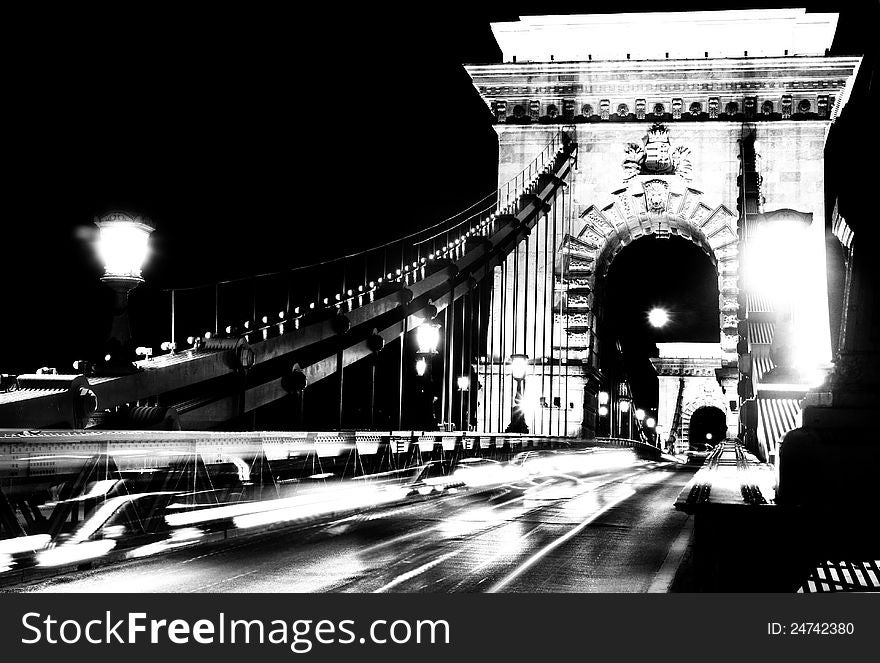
622,123,693,182
643,179,669,213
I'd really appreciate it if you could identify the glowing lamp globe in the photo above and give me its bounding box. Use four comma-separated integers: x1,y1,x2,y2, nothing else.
635,408,646,421
598,405,609,417
509,354,530,380
619,399,631,413
95,212,154,281
416,322,441,354
598,391,610,405
457,375,470,391
415,357,428,377
645,417,656,428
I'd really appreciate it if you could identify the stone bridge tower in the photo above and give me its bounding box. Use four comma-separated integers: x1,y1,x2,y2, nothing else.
466,10,861,450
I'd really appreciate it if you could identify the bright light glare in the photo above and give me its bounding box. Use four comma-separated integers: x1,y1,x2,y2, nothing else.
166,484,409,531
415,323,441,354
706,433,713,440
509,354,530,380
635,408,645,421
742,220,806,303
648,308,669,328
0,534,51,554
598,405,609,416
645,417,656,428
518,377,541,417
415,357,428,377
96,221,152,278
598,391,609,405
37,540,117,568
619,400,630,413
457,375,470,391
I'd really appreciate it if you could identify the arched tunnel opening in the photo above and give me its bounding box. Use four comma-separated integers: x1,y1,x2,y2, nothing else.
688,406,727,450
598,235,721,427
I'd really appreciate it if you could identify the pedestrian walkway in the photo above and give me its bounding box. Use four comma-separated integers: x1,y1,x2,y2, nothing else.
797,560,880,592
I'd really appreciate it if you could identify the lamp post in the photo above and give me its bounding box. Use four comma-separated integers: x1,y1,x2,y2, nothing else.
457,375,470,431
94,212,154,371
598,390,610,436
645,416,657,446
619,396,631,440
415,322,441,428
505,354,530,434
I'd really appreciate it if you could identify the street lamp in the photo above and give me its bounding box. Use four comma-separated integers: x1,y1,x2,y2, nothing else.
415,321,440,429
94,212,154,370
618,395,631,440
645,417,656,428
598,391,610,405
598,405,609,417
505,353,530,434
457,375,470,431
416,322,441,355
635,408,645,421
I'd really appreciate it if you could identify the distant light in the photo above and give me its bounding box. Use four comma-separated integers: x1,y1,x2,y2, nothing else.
598,405,609,416
415,357,428,377
648,308,669,328
509,354,530,380
457,375,470,391
706,433,713,440
104,354,112,362
645,417,656,428
598,391,610,405
635,408,645,421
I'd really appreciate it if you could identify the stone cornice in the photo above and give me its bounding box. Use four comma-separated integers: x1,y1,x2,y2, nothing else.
466,56,861,122
651,356,723,377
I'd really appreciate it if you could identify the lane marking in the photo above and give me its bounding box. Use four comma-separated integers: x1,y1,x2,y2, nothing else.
487,488,636,593
187,569,258,592
647,514,694,593
468,524,543,575
373,551,461,593
359,493,526,555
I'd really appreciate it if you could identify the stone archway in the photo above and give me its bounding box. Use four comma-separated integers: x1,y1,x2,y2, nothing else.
651,343,738,454
561,172,740,368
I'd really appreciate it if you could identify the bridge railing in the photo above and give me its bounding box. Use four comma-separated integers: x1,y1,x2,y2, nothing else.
158,129,574,354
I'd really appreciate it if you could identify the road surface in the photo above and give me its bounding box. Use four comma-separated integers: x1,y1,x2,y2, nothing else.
7,449,696,593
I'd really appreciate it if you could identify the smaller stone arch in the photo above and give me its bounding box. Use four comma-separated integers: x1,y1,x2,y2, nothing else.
681,396,729,448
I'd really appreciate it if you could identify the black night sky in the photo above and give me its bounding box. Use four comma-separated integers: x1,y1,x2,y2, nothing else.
2,3,876,417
